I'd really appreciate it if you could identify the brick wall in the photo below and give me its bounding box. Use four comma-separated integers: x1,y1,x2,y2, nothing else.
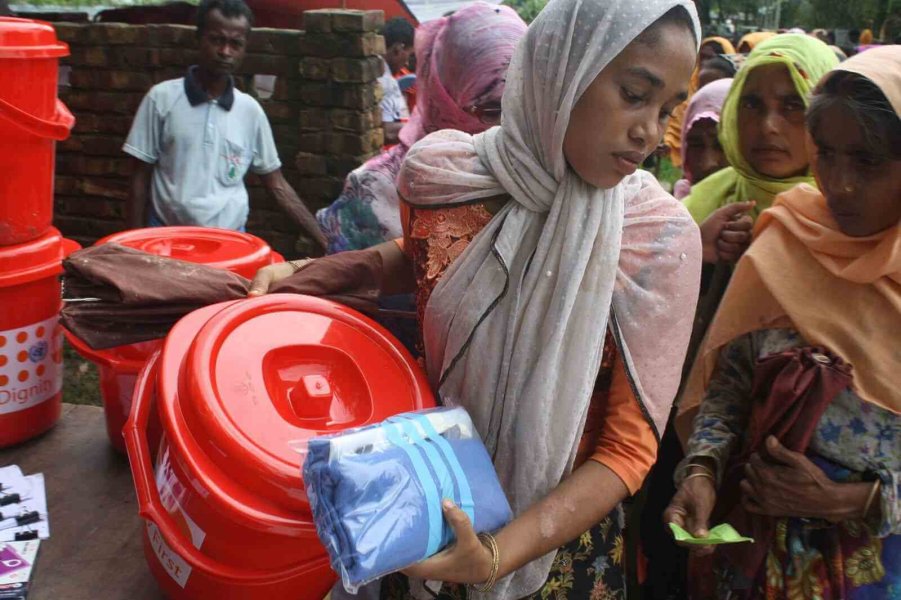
52,10,386,257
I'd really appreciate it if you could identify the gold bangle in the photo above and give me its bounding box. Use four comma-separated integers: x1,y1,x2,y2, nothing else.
474,532,500,593
687,462,716,479
862,480,881,519
683,471,715,484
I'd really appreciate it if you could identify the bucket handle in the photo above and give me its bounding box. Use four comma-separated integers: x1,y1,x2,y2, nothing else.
124,353,304,584
0,97,74,141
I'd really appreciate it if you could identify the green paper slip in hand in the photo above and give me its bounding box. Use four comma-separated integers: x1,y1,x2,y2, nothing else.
669,522,754,545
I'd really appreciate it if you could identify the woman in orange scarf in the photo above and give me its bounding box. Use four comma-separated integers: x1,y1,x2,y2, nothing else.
737,31,776,53
665,36,736,168
666,46,901,598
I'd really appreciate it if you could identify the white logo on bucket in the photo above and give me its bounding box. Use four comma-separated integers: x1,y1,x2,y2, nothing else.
149,447,207,588
0,316,63,415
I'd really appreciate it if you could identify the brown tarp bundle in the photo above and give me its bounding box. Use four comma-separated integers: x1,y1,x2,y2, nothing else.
61,243,384,350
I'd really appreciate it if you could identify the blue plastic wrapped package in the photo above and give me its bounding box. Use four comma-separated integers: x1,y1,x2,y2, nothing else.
303,407,513,593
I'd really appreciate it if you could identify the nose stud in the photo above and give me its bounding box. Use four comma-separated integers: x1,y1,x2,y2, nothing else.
844,185,854,193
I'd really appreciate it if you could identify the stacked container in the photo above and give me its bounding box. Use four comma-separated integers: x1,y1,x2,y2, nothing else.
124,294,436,599
0,18,77,447
66,226,287,452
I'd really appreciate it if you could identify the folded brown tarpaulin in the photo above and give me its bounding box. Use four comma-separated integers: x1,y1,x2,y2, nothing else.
61,243,385,350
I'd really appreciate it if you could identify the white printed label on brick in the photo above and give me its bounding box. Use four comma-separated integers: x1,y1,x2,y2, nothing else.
0,316,63,415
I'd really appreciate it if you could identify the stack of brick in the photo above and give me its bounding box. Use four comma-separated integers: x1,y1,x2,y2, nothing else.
52,10,385,257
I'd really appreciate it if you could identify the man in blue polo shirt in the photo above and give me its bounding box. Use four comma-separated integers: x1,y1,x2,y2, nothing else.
124,0,326,249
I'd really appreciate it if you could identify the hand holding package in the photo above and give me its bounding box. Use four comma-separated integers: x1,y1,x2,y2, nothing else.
303,407,512,592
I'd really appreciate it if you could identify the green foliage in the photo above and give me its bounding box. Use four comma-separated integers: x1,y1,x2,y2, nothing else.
654,156,682,190
62,342,101,407
502,0,547,23
801,0,886,29
711,0,896,33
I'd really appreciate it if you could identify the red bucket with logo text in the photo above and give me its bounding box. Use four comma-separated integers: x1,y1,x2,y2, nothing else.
124,294,435,599
0,229,80,446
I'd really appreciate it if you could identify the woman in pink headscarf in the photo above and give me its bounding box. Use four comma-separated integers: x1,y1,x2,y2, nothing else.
316,3,527,254
673,78,732,199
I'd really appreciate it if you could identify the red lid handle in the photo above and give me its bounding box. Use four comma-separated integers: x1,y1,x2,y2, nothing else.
0,97,74,140
124,353,285,583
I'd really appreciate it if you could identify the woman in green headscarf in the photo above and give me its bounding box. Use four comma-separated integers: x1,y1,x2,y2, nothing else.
681,34,838,371
685,34,838,229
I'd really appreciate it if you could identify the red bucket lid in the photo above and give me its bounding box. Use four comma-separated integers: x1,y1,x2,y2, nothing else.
97,226,276,279
157,294,434,522
0,18,69,59
0,228,79,288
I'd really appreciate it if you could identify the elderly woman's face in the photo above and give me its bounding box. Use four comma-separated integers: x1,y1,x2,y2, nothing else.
562,22,697,189
737,64,809,178
811,103,901,237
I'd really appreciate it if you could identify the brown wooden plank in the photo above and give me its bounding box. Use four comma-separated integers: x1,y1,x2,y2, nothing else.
0,404,165,599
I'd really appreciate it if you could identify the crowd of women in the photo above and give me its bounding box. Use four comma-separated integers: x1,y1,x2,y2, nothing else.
248,1,900,597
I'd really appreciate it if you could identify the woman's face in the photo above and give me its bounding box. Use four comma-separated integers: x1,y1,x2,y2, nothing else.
684,118,727,184
738,64,809,178
811,103,901,237
563,22,697,189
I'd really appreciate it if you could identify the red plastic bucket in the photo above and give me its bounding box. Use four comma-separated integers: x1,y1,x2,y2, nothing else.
96,226,285,279
124,294,435,599
0,228,79,447
66,227,285,452
0,18,74,246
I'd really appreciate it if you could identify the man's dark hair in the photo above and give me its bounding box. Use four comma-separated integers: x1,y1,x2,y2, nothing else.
196,0,254,34
381,17,414,48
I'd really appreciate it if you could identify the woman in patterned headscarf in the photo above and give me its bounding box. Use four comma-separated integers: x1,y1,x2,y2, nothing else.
315,3,527,254
251,0,703,594
375,0,703,597
680,34,838,377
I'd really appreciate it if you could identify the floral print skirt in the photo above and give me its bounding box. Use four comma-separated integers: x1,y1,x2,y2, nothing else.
761,518,899,599
380,505,627,600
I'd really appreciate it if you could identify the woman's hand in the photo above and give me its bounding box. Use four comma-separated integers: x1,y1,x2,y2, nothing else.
246,260,311,297
402,500,494,585
699,201,755,263
663,465,718,556
740,436,870,523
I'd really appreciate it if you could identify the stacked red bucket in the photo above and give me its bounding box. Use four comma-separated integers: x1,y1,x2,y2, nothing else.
66,226,287,452
0,17,78,447
124,294,436,598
